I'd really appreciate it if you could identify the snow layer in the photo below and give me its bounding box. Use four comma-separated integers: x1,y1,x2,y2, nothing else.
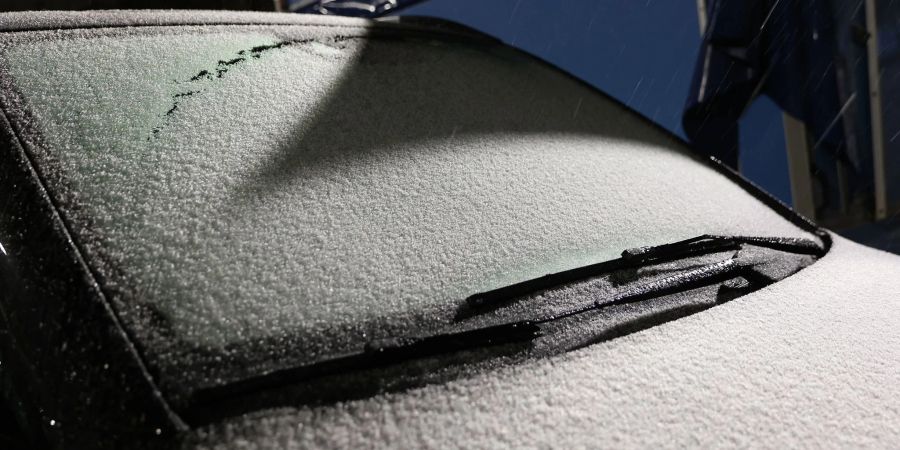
3,21,816,384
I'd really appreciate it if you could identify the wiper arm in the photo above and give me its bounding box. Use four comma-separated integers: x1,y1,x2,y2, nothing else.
621,234,825,264
372,258,750,353
192,234,823,407
365,240,807,365
380,234,822,355
467,234,824,309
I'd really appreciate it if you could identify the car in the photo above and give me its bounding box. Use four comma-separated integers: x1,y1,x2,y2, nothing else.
1,9,899,449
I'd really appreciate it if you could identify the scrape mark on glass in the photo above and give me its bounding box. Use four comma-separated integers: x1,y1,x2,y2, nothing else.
149,40,312,139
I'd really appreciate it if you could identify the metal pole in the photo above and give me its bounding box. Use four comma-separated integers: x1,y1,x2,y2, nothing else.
864,0,888,220
695,0,708,33
782,113,816,218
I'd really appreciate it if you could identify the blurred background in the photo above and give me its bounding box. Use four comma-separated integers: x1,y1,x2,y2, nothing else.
2,0,898,253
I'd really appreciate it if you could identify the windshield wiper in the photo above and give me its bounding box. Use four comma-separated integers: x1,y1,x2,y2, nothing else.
192,234,824,407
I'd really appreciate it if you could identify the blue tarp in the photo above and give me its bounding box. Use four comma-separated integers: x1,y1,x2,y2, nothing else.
683,0,845,169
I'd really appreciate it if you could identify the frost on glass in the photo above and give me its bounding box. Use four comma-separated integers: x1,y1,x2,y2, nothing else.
5,28,814,373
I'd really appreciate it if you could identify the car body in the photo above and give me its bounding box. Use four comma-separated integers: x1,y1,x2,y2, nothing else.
0,10,898,449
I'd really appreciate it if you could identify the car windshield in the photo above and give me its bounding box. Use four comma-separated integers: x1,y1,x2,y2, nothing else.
0,19,820,406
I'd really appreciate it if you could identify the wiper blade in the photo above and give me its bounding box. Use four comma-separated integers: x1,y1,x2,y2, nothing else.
468,234,824,309
364,321,542,359
192,321,542,408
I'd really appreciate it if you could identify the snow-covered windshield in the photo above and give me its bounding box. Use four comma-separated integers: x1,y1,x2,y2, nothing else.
1,20,816,395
